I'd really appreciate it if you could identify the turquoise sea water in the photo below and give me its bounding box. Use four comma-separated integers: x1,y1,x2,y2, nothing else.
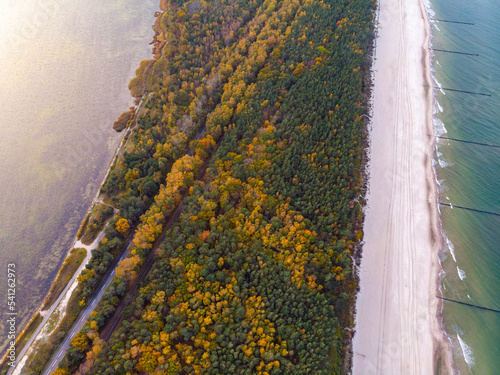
0,0,158,353
427,0,500,373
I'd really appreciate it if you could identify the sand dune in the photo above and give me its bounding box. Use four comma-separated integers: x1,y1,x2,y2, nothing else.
352,0,453,373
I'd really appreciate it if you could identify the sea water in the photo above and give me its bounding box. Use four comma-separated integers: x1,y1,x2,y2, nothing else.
427,0,500,373
0,0,158,353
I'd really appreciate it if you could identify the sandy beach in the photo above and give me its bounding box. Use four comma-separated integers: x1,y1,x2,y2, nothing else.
353,0,453,373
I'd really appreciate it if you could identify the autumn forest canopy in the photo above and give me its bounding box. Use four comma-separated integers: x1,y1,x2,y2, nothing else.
49,0,375,374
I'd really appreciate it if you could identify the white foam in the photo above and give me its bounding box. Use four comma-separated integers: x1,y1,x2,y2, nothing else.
432,98,444,117
438,158,451,168
432,75,446,95
437,101,444,113
457,266,466,280
445,235,457,262
433,117,447,135
422,0,435,17
457,333,475,368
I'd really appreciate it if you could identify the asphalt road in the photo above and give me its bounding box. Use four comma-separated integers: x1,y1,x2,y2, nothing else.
6,231,107,375
6,95,150,375
38,123,208,374
41,246,129,375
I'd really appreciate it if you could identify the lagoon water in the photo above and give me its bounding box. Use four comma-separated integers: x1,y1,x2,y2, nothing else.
0,0,158,352
429,0,500,373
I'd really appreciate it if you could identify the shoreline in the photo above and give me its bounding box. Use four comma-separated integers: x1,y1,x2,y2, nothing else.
2,90,152,375
420,0,455,372
2,3,163,370
352,0,454,373
1,31,155,375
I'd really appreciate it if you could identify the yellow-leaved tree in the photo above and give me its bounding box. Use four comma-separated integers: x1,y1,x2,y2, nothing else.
50,368,71,375
115,218,130,235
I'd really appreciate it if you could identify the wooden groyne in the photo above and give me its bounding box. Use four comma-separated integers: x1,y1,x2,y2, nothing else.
433,48,479,57
437,136,500,149
431,19,474,26
434,86,491,97
438,296,500,314
439,202,500,217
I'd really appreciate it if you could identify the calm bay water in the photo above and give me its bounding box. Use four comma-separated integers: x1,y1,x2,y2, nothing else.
0,0,158,352
428,0,500,373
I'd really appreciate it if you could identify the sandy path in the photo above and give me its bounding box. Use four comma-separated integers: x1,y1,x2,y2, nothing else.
352,0,453,373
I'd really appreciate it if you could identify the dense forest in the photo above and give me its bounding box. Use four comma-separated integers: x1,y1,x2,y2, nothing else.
49,0,374,373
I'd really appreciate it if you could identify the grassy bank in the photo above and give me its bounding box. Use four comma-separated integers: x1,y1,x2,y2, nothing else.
79,204,114,245
41,248,87,311
0,314,43,375
23,286,84,375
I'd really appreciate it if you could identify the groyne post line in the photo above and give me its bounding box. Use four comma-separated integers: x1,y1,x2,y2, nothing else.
437,136,500,149
432,48,479,57
431,19,475,26
437,296,500,314
439,202,500,217
433,86,492,97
